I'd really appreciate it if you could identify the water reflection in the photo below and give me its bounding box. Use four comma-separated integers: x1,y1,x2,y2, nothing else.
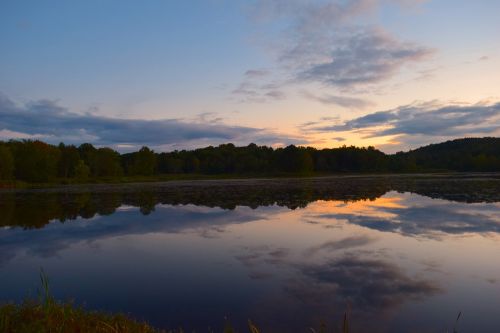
1,175,499,229
285,255,441,332
307,195,500,238
0,205,274,266
0,175,499,332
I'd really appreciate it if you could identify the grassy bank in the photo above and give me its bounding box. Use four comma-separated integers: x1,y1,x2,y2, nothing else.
0,271,261,333
0,299,269,333
0,271,166,333
0,300,167,333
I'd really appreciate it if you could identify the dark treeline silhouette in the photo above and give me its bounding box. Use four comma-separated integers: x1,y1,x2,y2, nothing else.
1,175,499,229
0,137,499,183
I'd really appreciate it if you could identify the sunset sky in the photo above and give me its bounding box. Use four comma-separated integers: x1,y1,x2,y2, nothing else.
1,0,499,152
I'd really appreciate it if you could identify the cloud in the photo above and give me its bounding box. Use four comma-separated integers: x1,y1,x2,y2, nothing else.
235,245,291,270
193,112,224,124
0,93,304,149
312,194,500,238
301,90,375,109
298,27,433,88
264,90,286,100
252,0,379,24
351,204,500,237
232,70,286,103
0,204,271,265
304,235,377,256
244,69,270,78
249,0,433,90
296,255,441,310
305,101,500,148
247,252,441,331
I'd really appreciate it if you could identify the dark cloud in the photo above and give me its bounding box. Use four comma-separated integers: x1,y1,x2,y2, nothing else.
248,252,441,331
306,102,500,145
296,255,441,310
320,110,399,131
265,247,290,264
0,93,303,149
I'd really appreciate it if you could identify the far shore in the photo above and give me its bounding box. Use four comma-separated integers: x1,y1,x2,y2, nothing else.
1,172,499,193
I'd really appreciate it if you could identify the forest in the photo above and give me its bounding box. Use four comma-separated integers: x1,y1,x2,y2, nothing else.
0,137,498,183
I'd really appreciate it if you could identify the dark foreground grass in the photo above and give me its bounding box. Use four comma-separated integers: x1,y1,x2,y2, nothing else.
0,301,271,333
0,299,272,333
0,300,166,333
0,270,262,333
0,270,168,333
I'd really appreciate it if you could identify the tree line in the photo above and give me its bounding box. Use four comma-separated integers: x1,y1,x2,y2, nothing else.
0,137,498,183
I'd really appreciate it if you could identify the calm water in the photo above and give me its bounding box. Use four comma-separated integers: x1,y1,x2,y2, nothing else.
1,175,499,332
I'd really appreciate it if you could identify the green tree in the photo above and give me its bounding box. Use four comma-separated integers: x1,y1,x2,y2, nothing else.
93,148,123,177
183,154,200,173
74,160,90,181
58,143,82,178
275,145,314,174
11,140,60,182
0,145,14,180
125,146,157,176
165,157,184,173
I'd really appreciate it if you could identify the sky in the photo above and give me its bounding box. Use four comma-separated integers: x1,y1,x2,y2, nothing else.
0,0,499,153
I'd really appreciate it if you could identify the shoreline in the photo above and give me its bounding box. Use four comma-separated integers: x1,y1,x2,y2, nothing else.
1,172,499,193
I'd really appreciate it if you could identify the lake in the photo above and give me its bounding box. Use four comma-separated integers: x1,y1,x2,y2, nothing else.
1,175,499,332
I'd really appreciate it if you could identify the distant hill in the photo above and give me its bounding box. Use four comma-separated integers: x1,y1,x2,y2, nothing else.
391,137,500,172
